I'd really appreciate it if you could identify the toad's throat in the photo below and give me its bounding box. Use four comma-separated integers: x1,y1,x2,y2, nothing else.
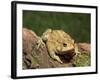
57,49,75,55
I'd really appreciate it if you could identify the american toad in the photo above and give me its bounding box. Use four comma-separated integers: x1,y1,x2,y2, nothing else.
38,29,80,63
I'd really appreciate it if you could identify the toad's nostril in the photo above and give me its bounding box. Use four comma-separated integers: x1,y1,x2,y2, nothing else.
63,43,67,47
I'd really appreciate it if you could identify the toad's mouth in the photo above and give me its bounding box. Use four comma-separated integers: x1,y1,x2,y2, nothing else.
57,50,76,58
56,49,76,63
57,49,75,55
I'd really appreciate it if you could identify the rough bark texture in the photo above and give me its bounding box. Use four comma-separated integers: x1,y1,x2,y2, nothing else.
78,43,91,54
23,28,90,69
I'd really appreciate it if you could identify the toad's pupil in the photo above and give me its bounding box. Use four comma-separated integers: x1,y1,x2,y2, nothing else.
63,43,67,47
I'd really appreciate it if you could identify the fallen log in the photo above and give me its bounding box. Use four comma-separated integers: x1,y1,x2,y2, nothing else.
22,28,90,69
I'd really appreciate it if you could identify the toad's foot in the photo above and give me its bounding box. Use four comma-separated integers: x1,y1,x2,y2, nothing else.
36,37,45,49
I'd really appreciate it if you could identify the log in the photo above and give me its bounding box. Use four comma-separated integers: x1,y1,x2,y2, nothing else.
22,28,90,69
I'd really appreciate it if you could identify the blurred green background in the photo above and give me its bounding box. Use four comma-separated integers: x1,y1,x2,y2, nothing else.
23,10,90,43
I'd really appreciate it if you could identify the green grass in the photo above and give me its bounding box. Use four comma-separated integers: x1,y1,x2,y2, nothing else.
73,53,91,67
23,10,90,43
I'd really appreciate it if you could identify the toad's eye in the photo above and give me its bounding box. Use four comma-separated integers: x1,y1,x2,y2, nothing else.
63,43,67,47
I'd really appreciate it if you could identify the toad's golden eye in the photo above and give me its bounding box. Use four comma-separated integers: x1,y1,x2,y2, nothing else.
63,43,67,47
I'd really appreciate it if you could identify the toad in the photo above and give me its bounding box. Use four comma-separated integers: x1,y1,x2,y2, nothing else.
38,29,80,63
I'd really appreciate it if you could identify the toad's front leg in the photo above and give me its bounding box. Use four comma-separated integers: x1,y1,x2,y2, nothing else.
47,44,63,64
49,51,63,63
